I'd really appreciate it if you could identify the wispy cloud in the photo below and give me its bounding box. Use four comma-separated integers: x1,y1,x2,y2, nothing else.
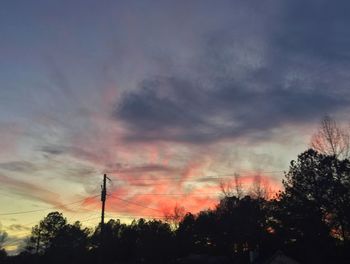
0,161,37,173
0,174,67,211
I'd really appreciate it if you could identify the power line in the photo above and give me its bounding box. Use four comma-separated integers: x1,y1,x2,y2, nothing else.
107,172,285,185
130,192,221,196
2,207,99,237
107,170,284,181
129,190,279,196
0,195,99,216
105,214,166,219
109,195,162,213
107,170,284,176
109,181,280,187
0,171,284,215
79,214,102,223
2,215,102,248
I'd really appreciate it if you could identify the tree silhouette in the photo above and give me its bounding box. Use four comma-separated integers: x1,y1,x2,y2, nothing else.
176,212,197,256
164,204,186,229
220,173,244,199
311,116,350,159
90,218,174,263
274,149,350,263
216,195,272,259
26,212,67,254
249,175,271,199
134,218,174,263
25,212,90,264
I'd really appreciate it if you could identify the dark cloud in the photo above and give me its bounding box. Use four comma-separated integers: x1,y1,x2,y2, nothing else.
275,0,350,62
114,1,350,144
40,145,100,162
111,164,180,174
40,145,66,155
117,78,205,130
114,75,349,144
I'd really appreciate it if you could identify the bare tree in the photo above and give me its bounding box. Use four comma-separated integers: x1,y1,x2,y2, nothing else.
310,116,350,159
219,179,234,198
249,175,270,199
164,204,186,229
220,173,244,198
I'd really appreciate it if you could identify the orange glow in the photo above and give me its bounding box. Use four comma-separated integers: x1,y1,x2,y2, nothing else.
80,172,282,218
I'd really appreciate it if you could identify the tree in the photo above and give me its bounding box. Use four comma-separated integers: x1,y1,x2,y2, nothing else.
164,204,186,229
26,212,67,254
249,175,270,199
176,213,197,256
90,219,127,262
192,210,217,254
216,195,270,258
311,116,350,159
47,221,90,262
220,173,244,199
275,149,350,263
25,211,90,263
134,219,174,263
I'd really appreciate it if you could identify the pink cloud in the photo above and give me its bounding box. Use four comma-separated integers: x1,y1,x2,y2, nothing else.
0,123,23,160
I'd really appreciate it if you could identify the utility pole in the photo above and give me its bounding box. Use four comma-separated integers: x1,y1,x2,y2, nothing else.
100,174,110,252
99,174,108,264
101,174,107,243
101,174,107,231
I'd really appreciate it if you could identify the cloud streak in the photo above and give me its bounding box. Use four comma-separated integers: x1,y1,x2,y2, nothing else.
0,174,72,211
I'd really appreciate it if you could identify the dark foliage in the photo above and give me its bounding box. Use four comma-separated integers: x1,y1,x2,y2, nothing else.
272,149,350,263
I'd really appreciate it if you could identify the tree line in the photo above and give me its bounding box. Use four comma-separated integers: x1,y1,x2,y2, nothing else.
1,117,349,264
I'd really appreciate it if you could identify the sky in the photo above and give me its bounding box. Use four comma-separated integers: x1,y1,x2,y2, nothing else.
1,0,350,254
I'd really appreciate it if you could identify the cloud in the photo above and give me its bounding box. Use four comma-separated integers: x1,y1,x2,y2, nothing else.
6,224,30,232
40,144,103,165
111,0,350,145
0,161,37,173
114,75,349,144
0,124,23,159
0,174,69,211
40,145,66,155
83,169,281,217
275,0,350,62
2,233,27,256
108,163,180,175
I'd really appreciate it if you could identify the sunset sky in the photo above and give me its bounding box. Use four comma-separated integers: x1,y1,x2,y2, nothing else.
1,0,350,253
